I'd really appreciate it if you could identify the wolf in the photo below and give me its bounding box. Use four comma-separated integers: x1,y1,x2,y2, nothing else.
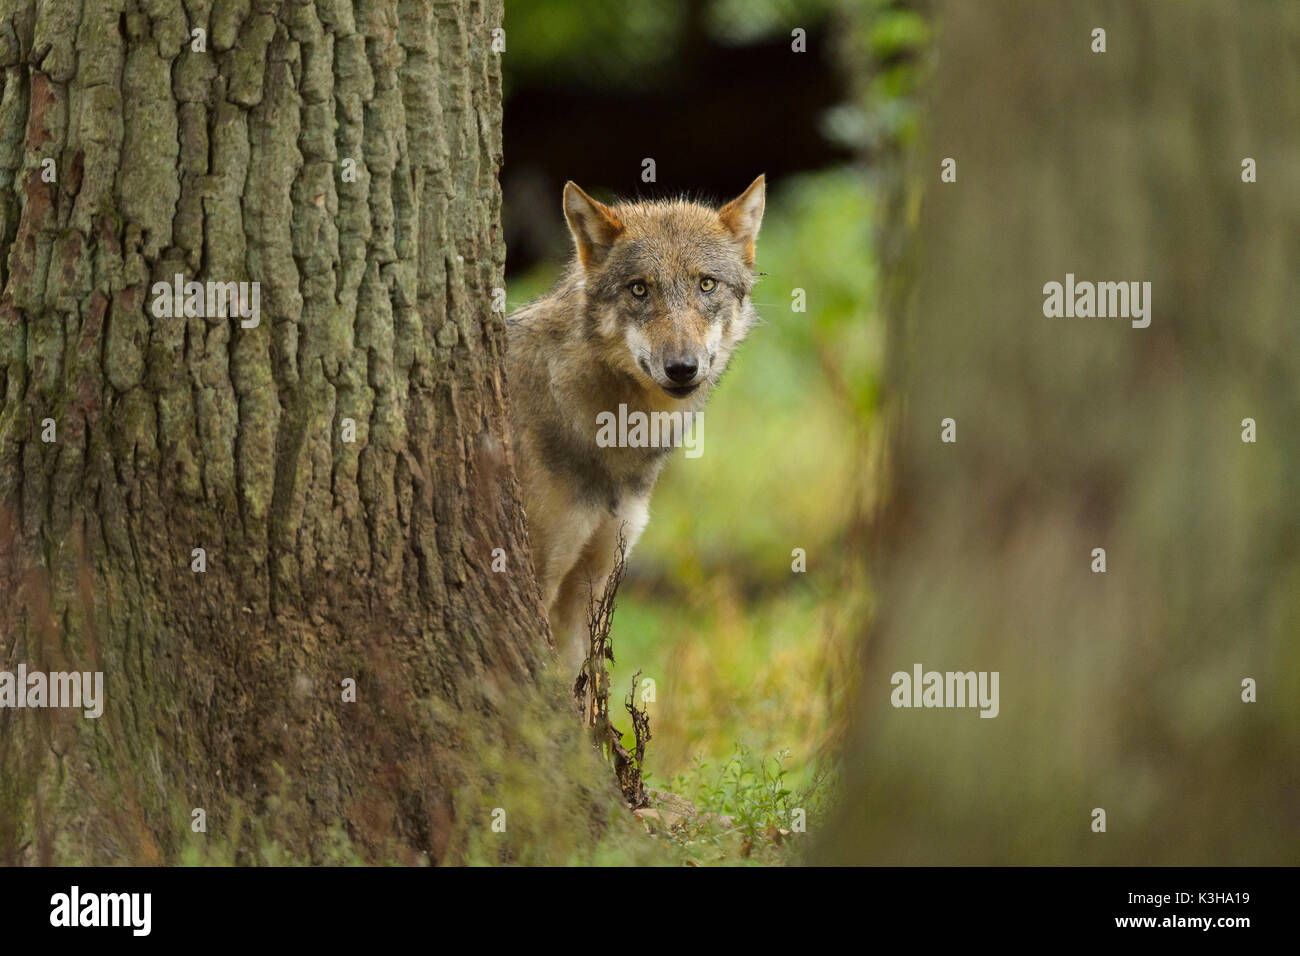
505,175,766,672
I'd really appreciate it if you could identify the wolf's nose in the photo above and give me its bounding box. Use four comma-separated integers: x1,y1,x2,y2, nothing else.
664,358,698,383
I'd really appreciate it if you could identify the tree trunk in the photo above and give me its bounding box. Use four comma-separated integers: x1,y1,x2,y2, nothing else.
822,0,1300,863
0,0,573,865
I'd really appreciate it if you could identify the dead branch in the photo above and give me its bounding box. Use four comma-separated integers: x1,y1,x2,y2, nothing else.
570,527,651,808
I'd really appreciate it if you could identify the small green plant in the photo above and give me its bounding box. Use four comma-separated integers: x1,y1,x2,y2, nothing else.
642,743,831,864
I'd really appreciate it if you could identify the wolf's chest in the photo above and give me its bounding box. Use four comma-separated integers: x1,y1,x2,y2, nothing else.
534,414,669,517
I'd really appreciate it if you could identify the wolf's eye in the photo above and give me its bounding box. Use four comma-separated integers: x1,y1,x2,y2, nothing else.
699,276,717,293
629,281,648,298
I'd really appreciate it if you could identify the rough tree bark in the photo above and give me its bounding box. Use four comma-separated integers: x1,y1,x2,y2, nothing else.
821,0,1300,863
0,0,577,864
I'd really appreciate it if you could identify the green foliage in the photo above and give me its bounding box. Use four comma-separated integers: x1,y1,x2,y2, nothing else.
636,745,832,864
503,0,838,92
705,0,838,45
844,0,929,152
503,0,691,92
676,746,797,836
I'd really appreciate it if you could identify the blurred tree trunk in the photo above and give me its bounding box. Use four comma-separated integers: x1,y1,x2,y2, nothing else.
0,0,562,864
823,0,1300,863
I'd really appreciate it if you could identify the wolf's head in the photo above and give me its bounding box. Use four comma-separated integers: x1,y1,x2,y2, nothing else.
562,176,765,401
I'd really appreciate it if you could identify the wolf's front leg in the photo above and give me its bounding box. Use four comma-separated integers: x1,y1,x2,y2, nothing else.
551,501,651,678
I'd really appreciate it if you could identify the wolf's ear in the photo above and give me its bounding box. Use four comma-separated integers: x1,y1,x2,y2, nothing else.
719,174,766,266
563,182,623,269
